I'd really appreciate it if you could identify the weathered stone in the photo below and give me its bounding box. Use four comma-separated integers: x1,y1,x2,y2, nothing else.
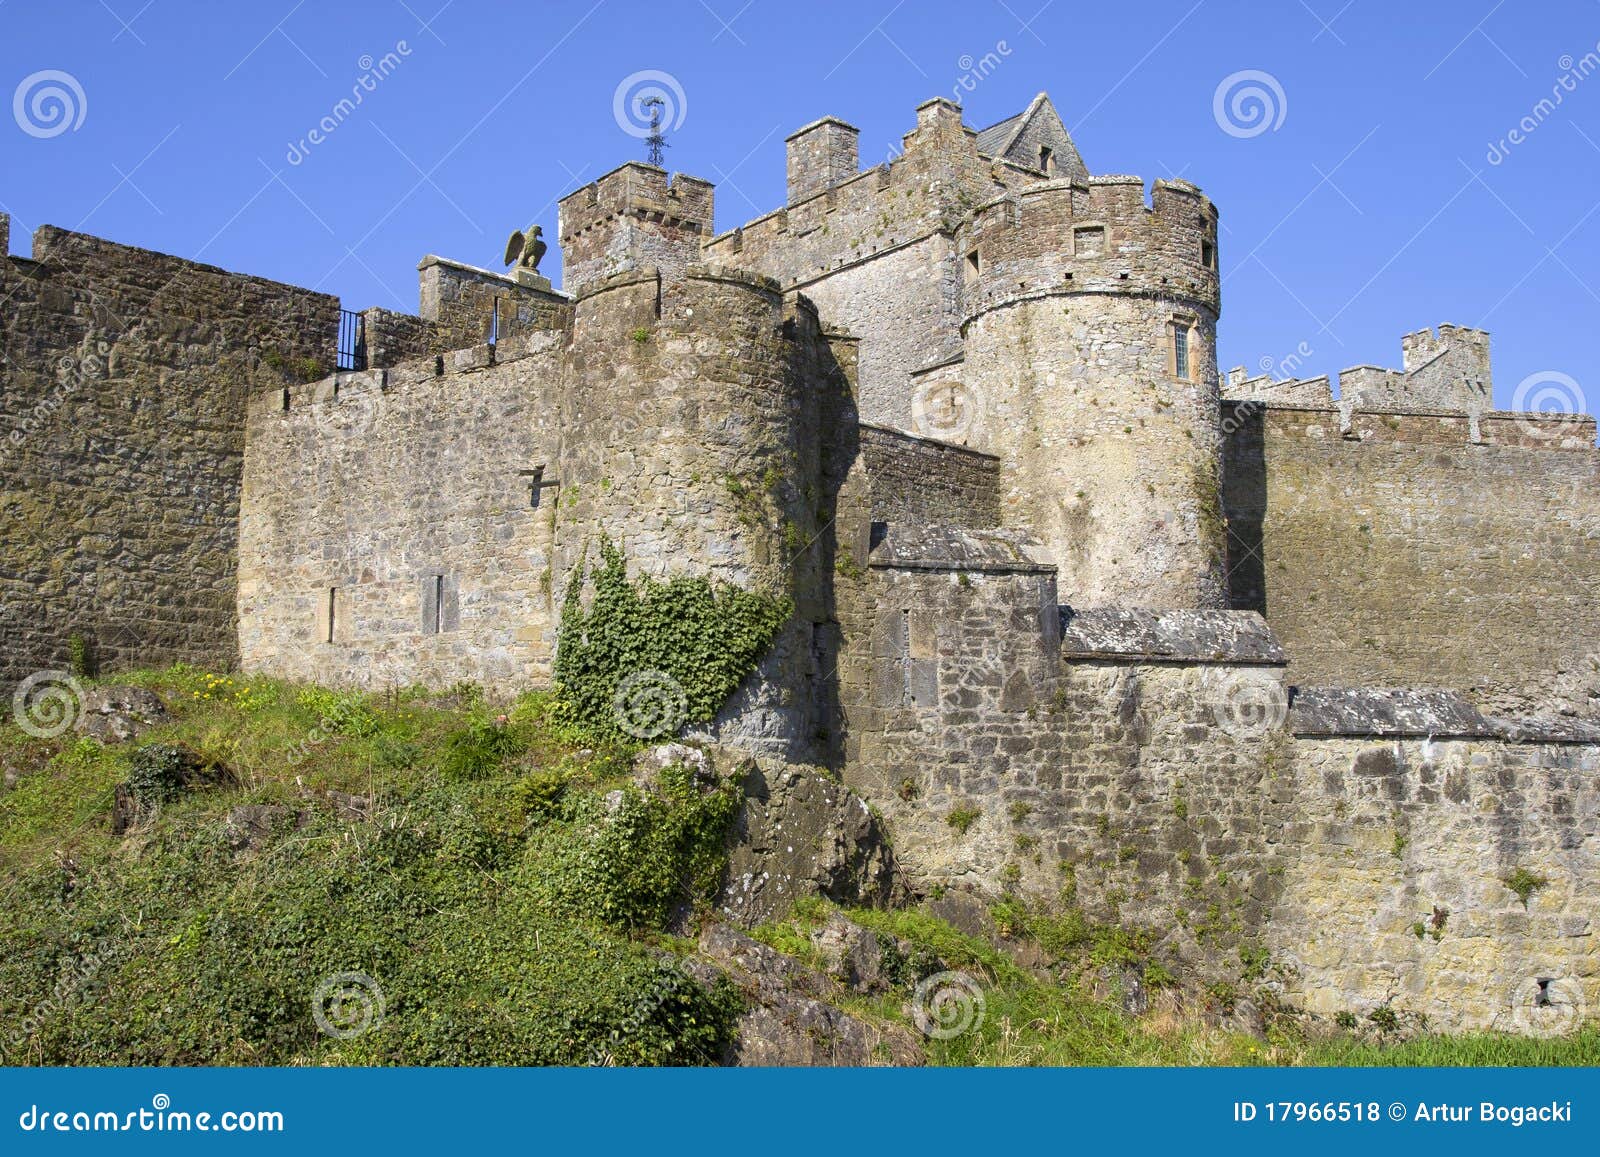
73,685,171,744
720,761,902,927
694,922,923,1066
224,804,305,852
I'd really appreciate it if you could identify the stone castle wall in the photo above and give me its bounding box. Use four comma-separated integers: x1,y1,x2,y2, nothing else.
237,335,564,689
0,220,337,691
856,425,1001,529
1224,401,1600,717
704,100,1026,430
833,545,1599,1029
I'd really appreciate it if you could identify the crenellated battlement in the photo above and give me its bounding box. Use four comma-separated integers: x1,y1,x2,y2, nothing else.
558,163,715,297
1227,323,1530,425
958,174,1220,322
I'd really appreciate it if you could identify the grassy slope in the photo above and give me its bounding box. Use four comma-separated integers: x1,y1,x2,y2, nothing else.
1,666,1593,1067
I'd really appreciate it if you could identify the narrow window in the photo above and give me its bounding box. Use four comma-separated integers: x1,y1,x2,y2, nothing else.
1201,237,1216,270
281,386,291,412
433,575,444,635
327,587,337,644
965,250,981,281
1173,324,1191,380
1039,145,1054,174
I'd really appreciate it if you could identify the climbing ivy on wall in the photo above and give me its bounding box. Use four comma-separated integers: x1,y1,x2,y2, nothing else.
552,537,792,743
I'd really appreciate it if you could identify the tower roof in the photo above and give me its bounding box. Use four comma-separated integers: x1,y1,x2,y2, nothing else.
974,92,1089,181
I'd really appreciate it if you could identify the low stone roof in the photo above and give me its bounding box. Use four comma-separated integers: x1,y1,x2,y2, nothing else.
1059,608,1286,665
1288,687,1493,737
866,524,1053,573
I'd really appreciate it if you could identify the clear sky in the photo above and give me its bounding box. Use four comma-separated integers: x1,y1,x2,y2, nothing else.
2,0,1598,410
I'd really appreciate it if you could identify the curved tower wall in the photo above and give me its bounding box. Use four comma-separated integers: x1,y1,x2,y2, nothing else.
555,265,814,596
959,176,1226,608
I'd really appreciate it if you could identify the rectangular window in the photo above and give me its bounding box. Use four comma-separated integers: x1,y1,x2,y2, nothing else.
1201,237,1217,270
433,575,444,635
965,250,981,282
326,587,337,644
1039,145,1054,174
1173,325,1190,380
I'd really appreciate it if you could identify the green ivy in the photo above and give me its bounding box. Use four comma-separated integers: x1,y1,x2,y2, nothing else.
552,537,791,743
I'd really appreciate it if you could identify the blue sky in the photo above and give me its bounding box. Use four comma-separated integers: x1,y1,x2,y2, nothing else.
2,0,1598,408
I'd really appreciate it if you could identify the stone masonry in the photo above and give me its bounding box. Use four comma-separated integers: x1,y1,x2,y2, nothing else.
3,91,1598,1033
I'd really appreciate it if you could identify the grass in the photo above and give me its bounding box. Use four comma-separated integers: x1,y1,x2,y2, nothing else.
1,665,1594,1067
0,666,736,1065
749,899,1600,1068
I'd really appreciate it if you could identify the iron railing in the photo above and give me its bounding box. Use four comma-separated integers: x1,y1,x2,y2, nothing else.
337,309,367,371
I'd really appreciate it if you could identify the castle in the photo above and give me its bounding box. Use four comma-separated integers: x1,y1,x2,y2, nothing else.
2,93,1597,1033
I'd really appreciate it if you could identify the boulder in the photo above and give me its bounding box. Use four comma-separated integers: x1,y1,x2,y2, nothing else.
111,744,231,834
720,760,903,926
694,922,923,1066
224,804,306,853
810,910,892,992
74,685,170,744
632,742,714,793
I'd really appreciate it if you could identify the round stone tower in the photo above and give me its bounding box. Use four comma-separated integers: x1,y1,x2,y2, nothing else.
958,175,1225,608
555,262,815,597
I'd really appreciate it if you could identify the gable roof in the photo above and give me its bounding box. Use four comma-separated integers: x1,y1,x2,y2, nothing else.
973,92,1089,181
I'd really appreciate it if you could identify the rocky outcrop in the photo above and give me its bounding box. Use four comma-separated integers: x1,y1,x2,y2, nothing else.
692,922,923,1066
719,757,904,926
73,685,170,744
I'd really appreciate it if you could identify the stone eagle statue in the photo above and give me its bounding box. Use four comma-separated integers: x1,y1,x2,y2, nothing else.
503,224,547,274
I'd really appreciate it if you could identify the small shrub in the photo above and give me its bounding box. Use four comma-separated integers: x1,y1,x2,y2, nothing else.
1502,867,1549,908
1334,1010,1359,1030
440,716,527,780
945,805,981,835
1368,1005,1400,1033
